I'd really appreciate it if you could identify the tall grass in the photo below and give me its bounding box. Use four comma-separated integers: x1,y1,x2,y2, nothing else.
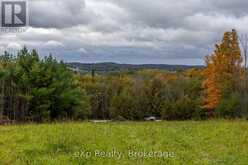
0,121,247,165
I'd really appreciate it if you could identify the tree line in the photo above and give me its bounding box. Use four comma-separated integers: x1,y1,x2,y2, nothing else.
0,48,89,123
0,29,248,123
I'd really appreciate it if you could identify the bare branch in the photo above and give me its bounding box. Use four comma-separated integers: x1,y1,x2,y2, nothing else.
239,34,248,69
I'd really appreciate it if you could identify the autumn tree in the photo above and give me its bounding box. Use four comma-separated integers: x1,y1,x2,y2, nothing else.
202,29,243,113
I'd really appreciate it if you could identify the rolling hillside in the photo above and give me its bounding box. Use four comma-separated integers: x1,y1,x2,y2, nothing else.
66,62,203,73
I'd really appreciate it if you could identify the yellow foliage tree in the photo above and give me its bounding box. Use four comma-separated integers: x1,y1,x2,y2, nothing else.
202,29,243,111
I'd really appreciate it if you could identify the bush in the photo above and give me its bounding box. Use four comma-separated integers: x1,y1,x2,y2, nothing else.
215,94,241,119
162,97,201,120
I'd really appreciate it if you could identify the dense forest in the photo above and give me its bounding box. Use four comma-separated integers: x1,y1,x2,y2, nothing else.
0,29,248,123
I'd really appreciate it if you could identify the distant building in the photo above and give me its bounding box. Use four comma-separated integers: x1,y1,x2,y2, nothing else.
67,67,80,73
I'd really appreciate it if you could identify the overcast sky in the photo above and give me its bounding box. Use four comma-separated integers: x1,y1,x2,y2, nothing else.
1,0,248,65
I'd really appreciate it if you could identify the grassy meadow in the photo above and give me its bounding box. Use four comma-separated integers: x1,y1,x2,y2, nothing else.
0,121,248,165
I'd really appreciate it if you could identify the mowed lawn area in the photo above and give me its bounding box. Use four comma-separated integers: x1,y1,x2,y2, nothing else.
0,121,248,165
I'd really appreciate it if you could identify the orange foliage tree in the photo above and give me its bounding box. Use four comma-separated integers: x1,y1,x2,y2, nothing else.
202,29,243,112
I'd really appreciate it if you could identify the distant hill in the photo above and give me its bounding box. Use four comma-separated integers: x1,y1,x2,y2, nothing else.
66,62,204,73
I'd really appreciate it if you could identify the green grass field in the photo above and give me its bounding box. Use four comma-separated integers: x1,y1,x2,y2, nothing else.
0,121,248,165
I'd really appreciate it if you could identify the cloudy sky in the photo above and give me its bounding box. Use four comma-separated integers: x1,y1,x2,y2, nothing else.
1,0,248,65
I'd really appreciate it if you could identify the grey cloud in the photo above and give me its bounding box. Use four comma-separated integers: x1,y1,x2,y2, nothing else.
29,0,90,28
1,0,248,65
